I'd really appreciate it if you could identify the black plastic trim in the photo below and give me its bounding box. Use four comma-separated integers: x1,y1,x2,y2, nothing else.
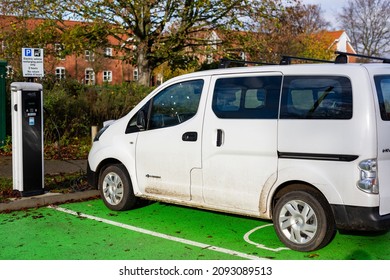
87,162,98,189
331,205,390,231
278,152,359,162
335,51,390,64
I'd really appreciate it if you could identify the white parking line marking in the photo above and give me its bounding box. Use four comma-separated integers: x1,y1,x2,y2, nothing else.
243,224,290,252
49,206,267,260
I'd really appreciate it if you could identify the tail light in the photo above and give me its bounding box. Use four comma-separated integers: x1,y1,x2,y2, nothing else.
357,159,379,194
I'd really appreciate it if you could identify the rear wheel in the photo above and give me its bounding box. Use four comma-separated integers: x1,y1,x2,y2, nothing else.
273,189,335,251
99,164,137,211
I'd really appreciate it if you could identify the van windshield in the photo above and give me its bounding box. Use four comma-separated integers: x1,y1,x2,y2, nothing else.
374,75,390,121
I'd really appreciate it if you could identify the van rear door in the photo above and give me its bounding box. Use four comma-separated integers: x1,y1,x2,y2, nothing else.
373,74,390,215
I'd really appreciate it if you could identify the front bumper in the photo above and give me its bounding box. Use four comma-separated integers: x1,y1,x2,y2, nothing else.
87,162,98,189
332,204,390,231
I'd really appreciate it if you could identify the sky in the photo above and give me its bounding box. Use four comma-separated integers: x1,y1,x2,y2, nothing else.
300,0,350,29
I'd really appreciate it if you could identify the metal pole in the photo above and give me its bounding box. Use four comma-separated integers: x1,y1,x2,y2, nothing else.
0,60,7,147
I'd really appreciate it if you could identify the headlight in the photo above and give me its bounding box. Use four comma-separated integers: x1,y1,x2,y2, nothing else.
93,125,110,142
357,159,379,194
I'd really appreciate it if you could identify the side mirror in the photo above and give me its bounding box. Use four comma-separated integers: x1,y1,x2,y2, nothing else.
136,110,146,130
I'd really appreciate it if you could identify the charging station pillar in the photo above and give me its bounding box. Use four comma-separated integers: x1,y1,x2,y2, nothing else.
11,82,44,196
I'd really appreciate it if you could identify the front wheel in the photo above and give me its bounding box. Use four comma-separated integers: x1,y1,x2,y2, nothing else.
99,164,137,211
273,190,335,252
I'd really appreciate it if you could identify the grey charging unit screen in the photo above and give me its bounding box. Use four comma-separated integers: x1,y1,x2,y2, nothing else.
11,82,44,196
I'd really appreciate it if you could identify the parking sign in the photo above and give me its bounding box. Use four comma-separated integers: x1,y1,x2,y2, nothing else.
24,49,32,56
22,48,44,77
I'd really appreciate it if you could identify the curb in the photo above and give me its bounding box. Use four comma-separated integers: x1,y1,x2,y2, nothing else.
0,190,100,212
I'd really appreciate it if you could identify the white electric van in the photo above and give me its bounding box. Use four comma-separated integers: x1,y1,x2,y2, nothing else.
87,54,390,251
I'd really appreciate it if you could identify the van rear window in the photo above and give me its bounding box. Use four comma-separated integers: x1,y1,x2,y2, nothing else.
374,75,390,121
280,76,353,119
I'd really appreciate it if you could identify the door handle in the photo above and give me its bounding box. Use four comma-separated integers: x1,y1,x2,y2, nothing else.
182,131,198,142
216,129,223,147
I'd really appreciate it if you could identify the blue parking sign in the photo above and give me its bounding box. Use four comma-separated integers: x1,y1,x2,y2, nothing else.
24,48,32,56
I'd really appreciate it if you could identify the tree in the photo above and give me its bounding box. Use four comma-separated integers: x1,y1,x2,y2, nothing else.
0,15,109,79
338,0,390,57
1,0,334,85
31,0,256,86
0,16,59,77
223,1,332,64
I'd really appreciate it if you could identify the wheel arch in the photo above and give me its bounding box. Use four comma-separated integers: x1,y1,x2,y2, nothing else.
95,158,125,189
271,182,337,251
270,181,332,219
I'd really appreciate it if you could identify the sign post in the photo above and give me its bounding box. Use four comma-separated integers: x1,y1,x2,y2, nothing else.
0,60,7,147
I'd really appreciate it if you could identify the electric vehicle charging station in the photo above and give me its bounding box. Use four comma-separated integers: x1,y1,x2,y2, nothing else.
11,82,44,196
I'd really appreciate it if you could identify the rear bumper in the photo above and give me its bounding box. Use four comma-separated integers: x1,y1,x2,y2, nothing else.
331,204,390,231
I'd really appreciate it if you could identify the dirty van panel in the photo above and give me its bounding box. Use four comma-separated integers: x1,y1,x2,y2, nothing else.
278,75,357,206
374,75,390,215
202,74,282,214
135,79,206,201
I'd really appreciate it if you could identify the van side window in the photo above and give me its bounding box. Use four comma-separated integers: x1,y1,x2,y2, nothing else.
212,76,282,119
148,79,204,129
374,75,390,121
280,76,353,119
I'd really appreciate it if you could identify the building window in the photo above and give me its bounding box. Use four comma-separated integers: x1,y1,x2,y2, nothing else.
55,43,65,60
240,51,247,61
6,65,13,79
55,67,65,80
105,48,113,57
85,50,95,62
1,40,6,52
209,31,220,50
85,68,95,85
206,54,213,64
103,70,112,82
133,69,138,81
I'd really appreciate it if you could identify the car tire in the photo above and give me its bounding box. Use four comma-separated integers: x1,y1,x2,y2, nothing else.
99,164,137,211
273,189,335,252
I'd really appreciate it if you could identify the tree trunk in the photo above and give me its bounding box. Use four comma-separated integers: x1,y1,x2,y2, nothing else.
137,42,151,86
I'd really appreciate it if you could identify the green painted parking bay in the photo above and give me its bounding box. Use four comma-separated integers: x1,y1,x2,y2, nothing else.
0,199,389,260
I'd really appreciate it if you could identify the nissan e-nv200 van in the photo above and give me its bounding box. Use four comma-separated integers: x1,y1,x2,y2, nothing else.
87,54,390,251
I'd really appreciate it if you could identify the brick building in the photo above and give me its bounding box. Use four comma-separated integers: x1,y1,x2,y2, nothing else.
0,16,138,85
0,15,357,85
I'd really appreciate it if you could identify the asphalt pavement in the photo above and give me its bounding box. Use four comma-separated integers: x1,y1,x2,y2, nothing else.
0,156,99,212
0,156,88,178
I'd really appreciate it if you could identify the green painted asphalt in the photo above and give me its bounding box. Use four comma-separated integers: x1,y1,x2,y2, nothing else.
0,199,389,260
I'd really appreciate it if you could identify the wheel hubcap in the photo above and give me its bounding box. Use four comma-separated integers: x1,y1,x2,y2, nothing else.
279,200,318,244
102,172,124,205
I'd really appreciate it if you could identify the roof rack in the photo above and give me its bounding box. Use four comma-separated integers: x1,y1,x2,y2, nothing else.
335,51,390,64
218,58,276,68
218,52,390,69
280,55,334,65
